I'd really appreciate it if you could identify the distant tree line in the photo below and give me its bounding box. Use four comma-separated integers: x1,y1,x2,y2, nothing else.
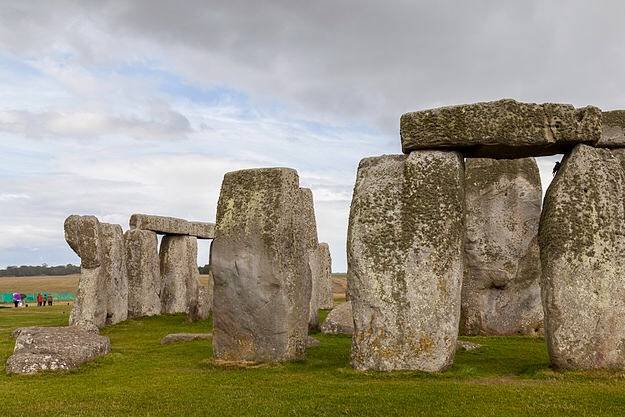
0,264,81,277
1,263,213,277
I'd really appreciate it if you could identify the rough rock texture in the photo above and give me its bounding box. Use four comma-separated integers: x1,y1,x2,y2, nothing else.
456,341,481,352
347,152,465,372
130,214,215,239
160,333,212,345
211,168,311,363
540,144,625,369
160,235,199,314
400,99,602,158
6,327,110,375
65,216,126,329
64,215,100,269
317,243,334,309
99,223,127,325
192,282,213,321
125,229,161,318
306,336,321,347
597,110,625,147
320,301,354,335
299,188,320,330
461,158,543,336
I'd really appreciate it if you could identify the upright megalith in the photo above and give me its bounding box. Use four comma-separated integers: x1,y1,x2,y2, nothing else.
65,215,127,328
160,235,199,314
540,144,625,369
65,215,107,329
124,229,161,318
400,99,602,158
99,223,127,325
299,188,320,329
461,158,543,336
347,152,465,372
316,242,334,309
211,168,311,363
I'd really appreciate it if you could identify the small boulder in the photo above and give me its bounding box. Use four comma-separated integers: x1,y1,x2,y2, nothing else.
306,336,321,347
320,301,354,335
6,327,110,375
456,341,482,352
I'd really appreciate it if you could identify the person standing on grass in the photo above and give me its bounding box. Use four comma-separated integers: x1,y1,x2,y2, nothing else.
12,293,19,308
47,294,53,306
43,292,48,306
37,292,43,307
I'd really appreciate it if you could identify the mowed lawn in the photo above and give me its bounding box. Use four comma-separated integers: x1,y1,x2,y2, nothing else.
2,306,625,416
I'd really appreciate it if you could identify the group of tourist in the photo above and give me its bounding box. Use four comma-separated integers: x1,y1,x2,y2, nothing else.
36,292,53,307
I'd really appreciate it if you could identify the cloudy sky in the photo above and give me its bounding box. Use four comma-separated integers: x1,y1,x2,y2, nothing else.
1,1,624,271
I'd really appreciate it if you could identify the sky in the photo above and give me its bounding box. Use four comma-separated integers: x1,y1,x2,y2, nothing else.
1,1,624,272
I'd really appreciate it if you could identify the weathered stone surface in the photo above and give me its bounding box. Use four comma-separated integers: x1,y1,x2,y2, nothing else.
400,99,602,158
540,144,625,369
347,152,464,372
99,223,127,325
130,214,215,239
125,229,161,318
160,333,212,345
461,158,543,336
65,216,128,328
299,188,319,330
597,110,625,147
306,336,321,347
456,341,481,352
160,235,199,314
192,282,213,321
211,168,311,362
64,215,100,268
6,327,110,375
317,243,334,309
320,301,354,335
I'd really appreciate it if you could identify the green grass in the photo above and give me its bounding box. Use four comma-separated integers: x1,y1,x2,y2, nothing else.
2,306,625,416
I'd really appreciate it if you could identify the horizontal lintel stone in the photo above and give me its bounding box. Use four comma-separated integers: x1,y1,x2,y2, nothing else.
129,214,215,239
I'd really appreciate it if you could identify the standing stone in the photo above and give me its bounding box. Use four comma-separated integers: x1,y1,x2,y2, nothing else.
193,282,213,321
461,158,543,336
65,215,106,329
211,168,311,363
125,229,161,318
299,188,320,330
320,301,354,335
317,243,334,309
160,235,199,314
540,144,625,369
348,152,465,372
99,223,127,325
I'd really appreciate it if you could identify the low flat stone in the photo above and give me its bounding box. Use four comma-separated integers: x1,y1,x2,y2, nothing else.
597,110,625,147
306,336,321,347
160,333,212,345
456,341,482,352
400,99,602,158
320,301,353,335
130,214,215,239
6,327,110,375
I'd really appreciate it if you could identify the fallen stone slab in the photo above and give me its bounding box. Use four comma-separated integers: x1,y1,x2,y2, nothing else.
348,152,464,372
597,110,625,147
456,341,482,352
160,333,212,345
461,158,543,336
212,167,311,363
540,144,625,369
6,327,110,375
130,214,215,239
306,336,321,347
400,99,602,158
320,301,353,335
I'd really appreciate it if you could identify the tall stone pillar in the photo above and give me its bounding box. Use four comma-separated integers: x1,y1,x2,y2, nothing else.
316,242,334,309
125,229,161,318
347,151,464,372
160,235,199,315
461,158,543,336
211,168,311,363
540,144,625,369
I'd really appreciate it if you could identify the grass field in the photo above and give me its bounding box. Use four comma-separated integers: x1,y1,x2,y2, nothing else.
2,306,625,416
